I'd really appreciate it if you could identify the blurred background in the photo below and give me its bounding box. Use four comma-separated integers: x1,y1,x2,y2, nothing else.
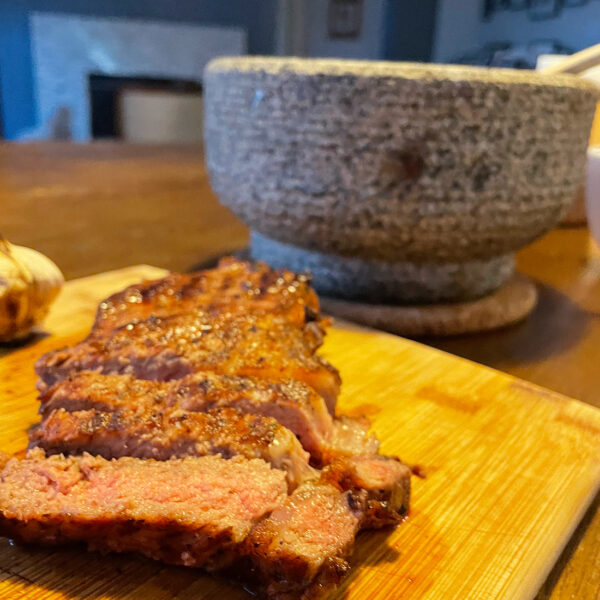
1,0,599,143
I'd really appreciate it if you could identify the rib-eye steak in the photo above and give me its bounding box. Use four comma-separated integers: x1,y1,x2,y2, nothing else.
0,259,412,599
36,305,340,410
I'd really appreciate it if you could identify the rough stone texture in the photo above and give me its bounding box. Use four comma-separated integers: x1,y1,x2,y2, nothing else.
204,56,598,266
251,232,514,303
320,274,538,337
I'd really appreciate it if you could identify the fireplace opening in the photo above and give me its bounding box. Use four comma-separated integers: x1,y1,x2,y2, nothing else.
88,74,203,143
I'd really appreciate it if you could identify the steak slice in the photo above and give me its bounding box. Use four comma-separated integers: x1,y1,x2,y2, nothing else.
32,370,409,522
0,449,287,571
93,257,320,334
29,406,313,490
36,257,340,409
175,374,339,457
37,371,381,466
246,481,365,599
38,371,335,460
35,310,340,411
321,455,411,528
327,416,380,460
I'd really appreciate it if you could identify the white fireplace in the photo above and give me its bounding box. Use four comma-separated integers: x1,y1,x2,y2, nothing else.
26,13,246,141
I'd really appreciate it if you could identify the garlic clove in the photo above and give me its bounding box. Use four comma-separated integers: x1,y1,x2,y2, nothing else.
0,239,64,342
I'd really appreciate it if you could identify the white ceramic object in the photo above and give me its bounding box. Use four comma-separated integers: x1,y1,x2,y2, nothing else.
586,147,600,245
537,54,600,226
120,90,204,144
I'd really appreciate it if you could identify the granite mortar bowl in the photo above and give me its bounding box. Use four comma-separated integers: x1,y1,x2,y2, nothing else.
204,56,598,303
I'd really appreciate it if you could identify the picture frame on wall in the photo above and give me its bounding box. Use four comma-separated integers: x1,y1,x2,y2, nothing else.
483,0,591,22
327,0,364,39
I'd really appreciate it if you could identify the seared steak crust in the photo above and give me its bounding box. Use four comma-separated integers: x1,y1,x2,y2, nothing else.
36,309,340,410
29,406,312,489
36,259,340,408
93,257,320,333
38,371,334,461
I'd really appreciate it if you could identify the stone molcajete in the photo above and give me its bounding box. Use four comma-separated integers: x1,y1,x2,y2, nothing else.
203,56,598,305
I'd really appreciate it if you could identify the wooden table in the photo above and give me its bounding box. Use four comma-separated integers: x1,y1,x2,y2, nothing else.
0,143,249,280
1,142,599,599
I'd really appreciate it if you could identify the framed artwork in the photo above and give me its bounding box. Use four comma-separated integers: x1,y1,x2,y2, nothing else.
328,0,364,39
483,0,593,21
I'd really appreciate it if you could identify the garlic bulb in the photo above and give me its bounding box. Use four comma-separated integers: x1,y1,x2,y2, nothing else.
0,238,64,342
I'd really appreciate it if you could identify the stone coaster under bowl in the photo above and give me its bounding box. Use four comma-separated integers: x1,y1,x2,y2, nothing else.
320,274,537,337
250,231,515,304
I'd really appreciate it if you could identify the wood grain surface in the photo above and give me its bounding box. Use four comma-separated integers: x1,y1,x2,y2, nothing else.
0,143,248,280
430,230,600,409
0,266,599,600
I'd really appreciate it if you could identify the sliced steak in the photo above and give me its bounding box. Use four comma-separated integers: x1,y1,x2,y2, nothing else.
32,370,409,522
37,371,382,467
29,406,313,490
36,258,340,409
246,481,365,599
19,257,413,599
36,311,340,410
38,371,334,460
94,257,320,334
321,455,411,527
0,451,407,599
0,449,287,571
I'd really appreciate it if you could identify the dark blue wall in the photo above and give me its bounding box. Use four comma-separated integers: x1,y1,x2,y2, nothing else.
382,0,438,62
0,0,278,139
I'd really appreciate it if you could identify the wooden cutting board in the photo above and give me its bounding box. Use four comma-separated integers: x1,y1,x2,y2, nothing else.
0,265,599,600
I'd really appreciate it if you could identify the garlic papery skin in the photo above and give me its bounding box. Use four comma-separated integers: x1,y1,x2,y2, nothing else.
0,239,64,342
